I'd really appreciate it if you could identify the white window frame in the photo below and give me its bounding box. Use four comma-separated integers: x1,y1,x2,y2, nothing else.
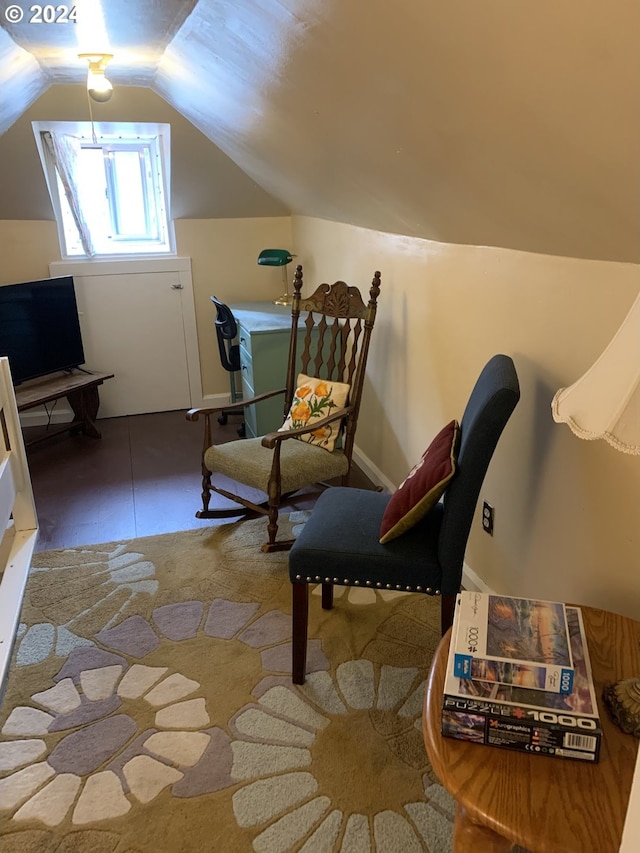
32,121,176,260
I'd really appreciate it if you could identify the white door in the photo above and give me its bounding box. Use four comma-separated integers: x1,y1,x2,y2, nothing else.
49,258,202,417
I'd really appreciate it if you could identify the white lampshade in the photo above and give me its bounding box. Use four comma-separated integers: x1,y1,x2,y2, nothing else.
552,291,640,455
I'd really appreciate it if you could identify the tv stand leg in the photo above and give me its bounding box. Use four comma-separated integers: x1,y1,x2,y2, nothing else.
66,386,102,438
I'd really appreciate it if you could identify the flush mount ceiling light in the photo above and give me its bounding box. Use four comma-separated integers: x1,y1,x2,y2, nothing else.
78,52,114,102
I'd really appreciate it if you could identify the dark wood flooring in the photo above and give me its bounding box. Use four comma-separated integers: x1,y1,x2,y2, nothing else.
25,410,374,552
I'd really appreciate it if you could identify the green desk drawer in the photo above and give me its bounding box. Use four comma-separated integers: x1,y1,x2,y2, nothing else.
239,342,254,389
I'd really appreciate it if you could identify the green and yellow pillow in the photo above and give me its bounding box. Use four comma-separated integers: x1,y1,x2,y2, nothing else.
279,373,350,452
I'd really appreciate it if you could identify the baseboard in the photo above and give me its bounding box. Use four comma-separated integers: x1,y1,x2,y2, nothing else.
352,445,394,492
20,393,233,428
201,393,237,408
461,562,494,593
19,407,73,428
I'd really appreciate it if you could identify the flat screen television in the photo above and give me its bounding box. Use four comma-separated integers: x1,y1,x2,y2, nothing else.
0,276,85,385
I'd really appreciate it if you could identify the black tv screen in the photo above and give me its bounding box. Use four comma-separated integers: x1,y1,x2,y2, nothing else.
0,276,85,385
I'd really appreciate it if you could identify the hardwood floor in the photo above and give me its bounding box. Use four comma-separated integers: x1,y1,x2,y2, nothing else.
25,410,375,552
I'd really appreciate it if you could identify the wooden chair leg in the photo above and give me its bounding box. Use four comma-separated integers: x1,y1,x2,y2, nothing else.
292,583,309,684
194,414,213,517
441,592,456,635
321,583,333,610
195,465,213,517
266,503,279,548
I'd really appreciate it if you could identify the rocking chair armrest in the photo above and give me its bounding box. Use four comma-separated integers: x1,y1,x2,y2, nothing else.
186,388,286,422
261,406,353,448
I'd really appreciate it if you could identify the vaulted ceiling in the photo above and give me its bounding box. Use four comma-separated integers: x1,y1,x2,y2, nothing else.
1,0,638,262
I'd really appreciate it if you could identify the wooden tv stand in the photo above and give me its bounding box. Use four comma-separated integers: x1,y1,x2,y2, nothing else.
15,370,114,447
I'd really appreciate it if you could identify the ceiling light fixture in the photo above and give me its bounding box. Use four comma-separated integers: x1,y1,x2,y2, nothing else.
79,52,114,103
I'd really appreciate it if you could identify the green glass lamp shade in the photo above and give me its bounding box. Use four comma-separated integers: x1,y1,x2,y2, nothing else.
257,249,293,266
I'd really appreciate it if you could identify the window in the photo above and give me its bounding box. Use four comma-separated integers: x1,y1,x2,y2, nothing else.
33,121,175,259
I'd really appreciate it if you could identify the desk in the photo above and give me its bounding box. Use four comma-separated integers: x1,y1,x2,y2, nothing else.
15,370,114,447
230,302,305,438
423,605,640,853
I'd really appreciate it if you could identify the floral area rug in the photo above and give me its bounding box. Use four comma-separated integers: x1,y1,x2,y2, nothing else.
0,513,455,853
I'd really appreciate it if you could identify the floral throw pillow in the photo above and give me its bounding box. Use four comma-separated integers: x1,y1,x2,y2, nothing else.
379,420,460,543
279,373,350,452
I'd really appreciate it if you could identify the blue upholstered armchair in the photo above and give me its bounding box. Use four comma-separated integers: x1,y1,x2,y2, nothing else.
288,354,521,683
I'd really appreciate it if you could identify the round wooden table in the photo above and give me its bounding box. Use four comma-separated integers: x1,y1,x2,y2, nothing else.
423,605,640,853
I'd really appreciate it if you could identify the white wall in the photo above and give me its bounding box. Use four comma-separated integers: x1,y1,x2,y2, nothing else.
291,216,640,619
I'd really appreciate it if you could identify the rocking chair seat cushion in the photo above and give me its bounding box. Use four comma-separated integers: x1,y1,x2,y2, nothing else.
204,436,350,495
289,487,445,592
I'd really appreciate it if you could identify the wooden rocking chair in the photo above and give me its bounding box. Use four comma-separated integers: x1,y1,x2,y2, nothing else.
186,265,381,552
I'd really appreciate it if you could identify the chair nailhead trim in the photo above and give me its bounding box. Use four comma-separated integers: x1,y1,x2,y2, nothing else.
296,575,442,595
295,576,441,595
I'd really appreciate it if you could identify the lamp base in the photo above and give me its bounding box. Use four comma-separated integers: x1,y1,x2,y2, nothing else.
273,293,292,306
602,677,640,737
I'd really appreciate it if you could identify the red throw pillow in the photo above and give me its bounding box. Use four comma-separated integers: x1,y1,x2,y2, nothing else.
379,420,459,544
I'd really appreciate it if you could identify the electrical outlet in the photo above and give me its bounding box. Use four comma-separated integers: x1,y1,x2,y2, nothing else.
482,501,494,535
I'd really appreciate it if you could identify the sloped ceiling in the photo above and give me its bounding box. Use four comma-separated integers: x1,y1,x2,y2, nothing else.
1,0,638,262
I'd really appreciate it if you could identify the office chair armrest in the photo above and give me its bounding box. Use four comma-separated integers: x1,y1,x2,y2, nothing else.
186,388,286,421
261,406,353,448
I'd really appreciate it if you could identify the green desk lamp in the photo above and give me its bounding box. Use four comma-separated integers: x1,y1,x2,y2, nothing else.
257,249,294,305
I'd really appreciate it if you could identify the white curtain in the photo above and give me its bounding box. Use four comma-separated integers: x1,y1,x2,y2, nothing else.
41,130,95,257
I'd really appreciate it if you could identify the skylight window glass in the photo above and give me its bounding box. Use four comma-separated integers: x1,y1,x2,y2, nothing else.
107,148,150,238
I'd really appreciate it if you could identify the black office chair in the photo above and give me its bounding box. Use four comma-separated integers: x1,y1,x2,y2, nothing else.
288,354,520,683
211,296,244,436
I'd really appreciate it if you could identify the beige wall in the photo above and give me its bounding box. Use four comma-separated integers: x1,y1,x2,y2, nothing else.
0,221,61,281
174,217,292,397
291,216,640,619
